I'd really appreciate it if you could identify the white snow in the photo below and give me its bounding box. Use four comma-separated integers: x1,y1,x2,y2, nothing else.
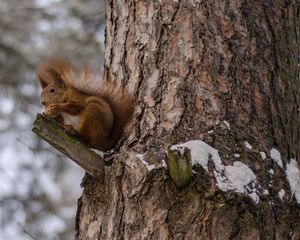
234,153,240,158
171,140,217,171
223,121,231,130
268,169,274,175
171,140,260,203
270,148,283,168
136,154,156,172
207,130,214,134
263,189,269,195
214,161,259,203
161,159,167,168
92,149,104,158
285,159,300,204
278,189,285,200
244,141,252,150
260,152,266,160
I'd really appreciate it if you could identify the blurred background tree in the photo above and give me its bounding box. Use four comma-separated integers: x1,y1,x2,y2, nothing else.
0,0,105,239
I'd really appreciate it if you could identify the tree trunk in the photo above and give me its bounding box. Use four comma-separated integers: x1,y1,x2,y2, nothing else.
75,1,300,239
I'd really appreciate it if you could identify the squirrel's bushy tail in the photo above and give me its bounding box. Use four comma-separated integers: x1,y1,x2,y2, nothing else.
80,65,135,147
99,79,135,147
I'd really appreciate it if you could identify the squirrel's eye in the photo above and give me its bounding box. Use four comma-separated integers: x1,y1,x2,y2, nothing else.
50,88,56,94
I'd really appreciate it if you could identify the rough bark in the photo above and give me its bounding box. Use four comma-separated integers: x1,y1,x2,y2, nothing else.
76,1,300,239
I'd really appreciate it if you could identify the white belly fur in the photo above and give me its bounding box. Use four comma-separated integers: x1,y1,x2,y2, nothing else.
61,113,80,128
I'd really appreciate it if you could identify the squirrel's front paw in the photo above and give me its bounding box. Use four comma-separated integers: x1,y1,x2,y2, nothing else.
44,104,60,118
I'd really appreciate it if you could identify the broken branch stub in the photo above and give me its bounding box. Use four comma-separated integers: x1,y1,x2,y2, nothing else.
166,147,193,189
32,113,105,181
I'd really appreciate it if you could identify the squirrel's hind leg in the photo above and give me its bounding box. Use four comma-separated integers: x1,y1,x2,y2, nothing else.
76,101,114,151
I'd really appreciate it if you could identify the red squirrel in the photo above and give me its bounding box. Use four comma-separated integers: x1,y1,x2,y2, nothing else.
37,59,134,151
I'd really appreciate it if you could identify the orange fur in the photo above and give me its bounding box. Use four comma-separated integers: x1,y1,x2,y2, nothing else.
37,59,134,151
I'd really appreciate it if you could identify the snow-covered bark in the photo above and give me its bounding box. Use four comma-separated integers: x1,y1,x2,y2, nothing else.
76,1,300,239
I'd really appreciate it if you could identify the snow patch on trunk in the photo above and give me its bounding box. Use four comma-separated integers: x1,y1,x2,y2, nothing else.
171,140,217,171
244,141,252,150
214,161,259,203
223,121,230,130
263,189,269,195
171,140,260,203
260,152,266,160
285,159,300,204
270,148,283,168
91,149,104,158
136,154,156,172
278,189,285,200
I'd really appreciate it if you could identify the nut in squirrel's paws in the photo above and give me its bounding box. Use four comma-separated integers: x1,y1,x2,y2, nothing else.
44,104,60,118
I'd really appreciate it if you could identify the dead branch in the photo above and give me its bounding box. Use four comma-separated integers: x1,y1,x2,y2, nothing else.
32,114,106,181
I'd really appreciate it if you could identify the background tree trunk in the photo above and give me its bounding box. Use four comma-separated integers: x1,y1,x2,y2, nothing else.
76,1,300,239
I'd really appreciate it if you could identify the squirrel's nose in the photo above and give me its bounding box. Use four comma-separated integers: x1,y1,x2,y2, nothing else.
41,101,46,105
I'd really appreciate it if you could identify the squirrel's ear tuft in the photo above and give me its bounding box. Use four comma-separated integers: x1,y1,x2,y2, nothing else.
37,59,72,88
38,68,62,89
52,71,66,89
38,73,49,89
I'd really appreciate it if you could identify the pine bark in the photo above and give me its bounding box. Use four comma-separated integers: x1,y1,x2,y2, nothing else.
76,1,300,239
